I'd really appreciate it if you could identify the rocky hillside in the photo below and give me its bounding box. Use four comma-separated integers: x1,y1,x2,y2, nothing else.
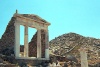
49,32,100,59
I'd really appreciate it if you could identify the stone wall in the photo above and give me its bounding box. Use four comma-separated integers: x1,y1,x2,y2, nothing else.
0,17,16,52
29,29,45,57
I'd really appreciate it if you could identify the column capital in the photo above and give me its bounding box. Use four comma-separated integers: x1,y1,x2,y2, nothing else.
14,22,20,26
44,28,48,32
78,47,88,52
36,27,41,30
24,25,28,27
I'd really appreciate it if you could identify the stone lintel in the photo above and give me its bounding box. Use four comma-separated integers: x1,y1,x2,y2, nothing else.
14,14,50,25
14,22,20,26
15,19,48,30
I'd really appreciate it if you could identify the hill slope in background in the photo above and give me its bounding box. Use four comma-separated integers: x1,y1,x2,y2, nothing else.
49,32,100,59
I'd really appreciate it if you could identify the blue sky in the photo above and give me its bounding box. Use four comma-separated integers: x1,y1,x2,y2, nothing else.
0,0,100,45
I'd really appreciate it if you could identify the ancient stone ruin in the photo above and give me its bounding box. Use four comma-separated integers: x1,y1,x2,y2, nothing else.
0,10,51,66
14,10,50,60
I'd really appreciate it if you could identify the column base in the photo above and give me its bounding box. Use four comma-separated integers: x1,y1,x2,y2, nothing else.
15,57,49,60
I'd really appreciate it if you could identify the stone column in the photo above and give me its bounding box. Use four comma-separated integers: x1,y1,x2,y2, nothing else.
14,22,20,58
37,29,41,58
79,48,88,67
45,29,49,59
24,26,28,57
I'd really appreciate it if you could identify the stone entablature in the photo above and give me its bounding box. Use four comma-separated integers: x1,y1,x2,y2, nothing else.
14,13,50,30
